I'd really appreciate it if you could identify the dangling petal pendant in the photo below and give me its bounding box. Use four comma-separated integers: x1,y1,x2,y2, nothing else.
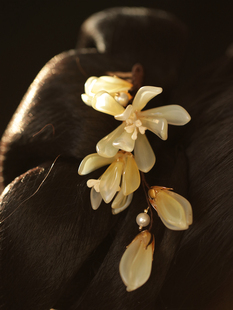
119,230,155,292
148,187,193,230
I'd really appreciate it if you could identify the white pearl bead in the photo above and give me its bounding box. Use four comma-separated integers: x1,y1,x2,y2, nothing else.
136,213,150,227
115,92,129,106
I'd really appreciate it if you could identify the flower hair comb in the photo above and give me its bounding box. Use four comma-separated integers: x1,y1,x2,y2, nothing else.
78,65,192,292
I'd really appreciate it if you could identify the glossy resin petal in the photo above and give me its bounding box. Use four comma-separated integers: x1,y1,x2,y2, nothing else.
78,153,115,175
92,91,125,116
91,76,132,93
121,155,140,196
140,117,168,140
134,133,156,173
90,187,103,210
99,160,124,203
139,105,191,125
155,189,192,230
132,86,163,111
111,190,133,214
112,130,135,152
119,230,154,292
96,123,125,158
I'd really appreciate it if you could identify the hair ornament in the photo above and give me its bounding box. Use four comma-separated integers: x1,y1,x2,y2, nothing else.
78,68,192,291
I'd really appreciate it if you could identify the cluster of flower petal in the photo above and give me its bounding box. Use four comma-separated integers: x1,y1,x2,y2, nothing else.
78,151,140,214
81,76,133,112
119,230,155,292
81,77,191,174
148,187,193,230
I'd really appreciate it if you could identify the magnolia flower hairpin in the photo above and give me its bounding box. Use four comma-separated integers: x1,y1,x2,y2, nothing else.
78,66,192,292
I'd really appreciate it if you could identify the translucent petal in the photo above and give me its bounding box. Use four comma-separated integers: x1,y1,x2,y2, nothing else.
92,91,125,116
91,76,132,93
111,190,133,214
134,134,156,173
115,105,134,121
122,155,140,196
90,187,102,210
99,161,124,203
156,189,192,230
141,117,168,140
84,76,97,95
139,105,191,125
78,153,115,175
132,86,163,111
119,231,154,292
96,124,125,158
165,191,193,225
81,94,93,106
112,130,135,152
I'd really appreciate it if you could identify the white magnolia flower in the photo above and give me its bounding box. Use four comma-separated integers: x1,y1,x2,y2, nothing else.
81,76,133,112
95,86,191,173
78,151,139,213
148,187,193,230
119,230,155,292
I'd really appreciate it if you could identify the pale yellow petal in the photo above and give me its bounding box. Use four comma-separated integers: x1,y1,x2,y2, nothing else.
132,86,163,112
141,117,168,140
84,76,97,95
119,231,154,292
139,105,191,125
114,105,134,121
112,130,135,152
122,155,140,196
81,94,93,106
78,153,115,175
92,91,125,116
134,134,156,173
156,189,192,230
111,190,133,214
92,76,132,93
90,187,102,210
164,191,193,225
96,123,125,158
99,161,124,203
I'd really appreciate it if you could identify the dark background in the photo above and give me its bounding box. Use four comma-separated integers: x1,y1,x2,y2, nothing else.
1,0,233,138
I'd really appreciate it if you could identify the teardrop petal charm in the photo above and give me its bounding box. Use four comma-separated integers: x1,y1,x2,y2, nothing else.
119,230,154,292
